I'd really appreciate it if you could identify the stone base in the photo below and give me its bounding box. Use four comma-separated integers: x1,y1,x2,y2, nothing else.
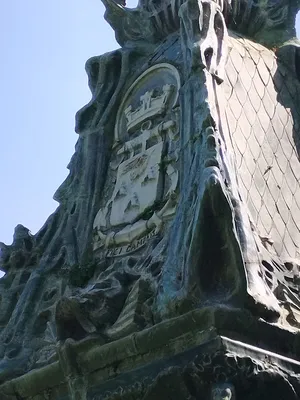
2,307,300,399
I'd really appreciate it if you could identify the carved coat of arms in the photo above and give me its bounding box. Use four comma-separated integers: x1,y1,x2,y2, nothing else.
93,64,180,255
110,142,163,226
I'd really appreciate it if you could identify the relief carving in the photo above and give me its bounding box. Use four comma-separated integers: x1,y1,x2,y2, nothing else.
93,63,180,253
1,0,300,392
52,63,181,352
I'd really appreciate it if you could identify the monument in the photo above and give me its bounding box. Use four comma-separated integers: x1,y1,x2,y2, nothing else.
1,0,300,398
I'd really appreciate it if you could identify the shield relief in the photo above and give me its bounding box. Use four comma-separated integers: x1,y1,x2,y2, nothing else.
93,63,181,252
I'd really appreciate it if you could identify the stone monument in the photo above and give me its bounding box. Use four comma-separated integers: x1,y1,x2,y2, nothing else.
1,0,300,398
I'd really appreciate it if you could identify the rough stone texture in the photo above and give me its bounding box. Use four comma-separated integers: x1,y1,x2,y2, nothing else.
1,0,300,398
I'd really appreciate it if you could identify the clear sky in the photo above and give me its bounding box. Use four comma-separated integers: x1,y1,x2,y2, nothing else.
0,3,299,247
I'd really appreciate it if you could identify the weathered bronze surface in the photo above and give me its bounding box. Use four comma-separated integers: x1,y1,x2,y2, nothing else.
1,0,300,398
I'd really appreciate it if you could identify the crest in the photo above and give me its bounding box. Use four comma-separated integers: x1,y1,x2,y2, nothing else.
110,141,163,226
93,63,180,255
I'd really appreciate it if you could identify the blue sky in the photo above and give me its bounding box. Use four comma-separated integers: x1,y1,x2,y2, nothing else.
0,2,299,246
0,1,120,245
